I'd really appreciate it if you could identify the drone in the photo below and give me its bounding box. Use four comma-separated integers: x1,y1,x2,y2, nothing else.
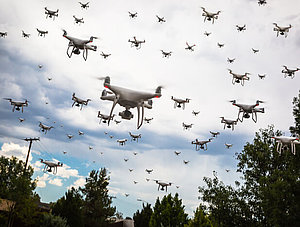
128,36,145,50
161,50,172,58
282,66,299,79
98,111,115,124
114,119,121,124
220,117,238,130
63,30,97,61
204,31,211,36
18,118,25,123
78,130,84,135
154,180,172,192
72,93,91,110
156,15,166,23
183,160,190,165
22,30,30,38
236,24,246,32
73,15,84,25
182,123,193,130
47,77,52,81
217,43,225,48
133,181,138,184
185,42,196,51
210,131,220,138
252,48,259,54
124,158,129,162
125,193,129,197
174,151,181,155
192,110,200,116
36,28,48,37
4,98,28,112
40,159,63,174
258,74,266,79
272,136,299,155
145,169,153,174
129,132,141,142
79,2,89,9
39,122,54,134
227,58,235,63
144,117,153,124
225,169,230,172
200,7,221,24
0,32,7,38
258,0,267,5
191,138,212,151
171,96,190,109
128,11,137,18
100,52,111,59
273,23,292,38
129,169,133,172
62,151,67,154
109,135,114,139
133,152,138,155
230,100,265,123
38,64,43,69
146,178,150,182
66,134,74,139
44,7,59,20
88,146,93,150
225,143,233,149
117,139,127,146
100,76,162,129
228,69,250,86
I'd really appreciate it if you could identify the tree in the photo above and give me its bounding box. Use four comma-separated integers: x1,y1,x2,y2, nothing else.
52,187,84,227
290,90,300,136
0,156,39,227
133,203,153,227
39,213,69,227
80,168,116,227
186,205,212,227
149,193,188,227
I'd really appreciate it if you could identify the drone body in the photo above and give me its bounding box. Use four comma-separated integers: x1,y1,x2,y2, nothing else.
192,110,200,116
210,131,220,138
79,2,89,9
183,160,190,165
156,15,166,23
129,132,141,142
230,100,265,123
154,180,172,192
128,11,137,18
272,136,299,155
227,58,235,63
258,74,266,79
36,28,48,37
100,52,111,59
204,31,211,36
128,36,145,49
220,117,238,130
236,24,246,32
282,66,299,79
185,42,196,51
72,93,91,110
73,15,84,25
39,122,53,134
66,134,73,139
45,7,59,20
98,111,115,124
78,130,84,135
217,43,224,48
174,151,181,155
228,69,250,86
258,0,267,5
18,118,25,123
114,119,121,124
40,159,63,174
22,30,30,38
171,96,190,109
0,32,7,37
182,123,193,130
225,143,233,149
161,50,172,58
191,138,212,151
252,48,259,54
100,76,162,129
117,139,127,146
145,169,153,174
144,117,153,124
4,98,28,112
273,23,292,38
201,7,221,24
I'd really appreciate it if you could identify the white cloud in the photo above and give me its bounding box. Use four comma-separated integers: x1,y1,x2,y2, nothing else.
36,173,50,188
0,142,32,163
49,178,63,187
68,177,86,189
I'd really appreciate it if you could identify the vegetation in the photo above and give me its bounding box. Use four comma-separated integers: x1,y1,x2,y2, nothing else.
133,203,153,227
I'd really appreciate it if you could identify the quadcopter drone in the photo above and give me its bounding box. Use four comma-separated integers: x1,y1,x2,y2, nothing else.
18,118,25,123
156,15,166,23
258,0,267,5
217,43,225,48
4,98,29,112
117,139,127,146
182,123,193,130
252,48,259,54
72,93,91,110
171,96,190,109
0,32,7,38
39,122,54,134
36,28,48,37
273,23,292,38
210,131,220,138
97,111,115,124
100,52,111,59
154,180,172,192
73,15,84,25
204,31,211,36
145,169,153,174
129,169,133,172
66,134,73,139
185,42,196,51
228,69,250,86
40,159,63,174
100,76,162,129
200,7,221,24
174,151,181,155
258,74,266,79
282,66,299,79
22,30,30,38
62,30,97,61
88,146,93,150
129,132,141,142
227,58,235,63
230,100,265,123
125,193,129,197
114,119,121,124
133,181,138,184
44,7,59,20
79,2,89,9
78,130,84,135
225,143,233,149
192,110,200,116
191,138,212,151
47,77,52,81
133,152,138,155
236,24,246,32
161,50,172,58
124,158,129,162
220,117,238,130
128,11,137,18
183,160,190,165
272,136,299,155
144,117,153,124
128,36,145,50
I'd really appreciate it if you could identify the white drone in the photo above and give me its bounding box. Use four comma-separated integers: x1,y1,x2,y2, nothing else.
145,169,153,174
156,15,166,23
78,130,84,135
72,93,91,110
36,28,48,37
225,143,233,149
227,58,235,63
129,132,141,142
273,23,292,38
230,100,265,123
22,30,30,38
200,7,221,24
191,138,212,151
220,117,238,130
185,42,196,51
192,110,200,116
272,136,299,155
44,7,59,20
171,96,190,109
66,134,73,139
79,2,89,9
282,66,299,79
210,131,220,138
236,24,246,32
258,0,267,6
100,76,162,129
228,69,250,86
39,122,54,134
174,151,181,155
144,117,153,124
117,139,127,146
182,123,193,130
153,180,172,192
161,50,172,58
183,160,190,165
73,15,84,25
97,111,115,124
128,36,145,50
40,159,63,174
4,98,29,112
0,31,7,37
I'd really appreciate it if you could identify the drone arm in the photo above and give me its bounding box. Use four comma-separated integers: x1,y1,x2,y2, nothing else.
252,111,257,123
67,44,75,58
83,45,88,61
238,109,243,122
108,95,119,126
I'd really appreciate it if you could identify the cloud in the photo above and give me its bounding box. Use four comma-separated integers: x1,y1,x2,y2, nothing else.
36,173,50,188
68,177,86,189
0,142,32,163
49,178,63,187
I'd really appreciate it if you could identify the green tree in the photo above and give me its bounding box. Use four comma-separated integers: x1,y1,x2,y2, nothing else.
149,193,188,227
0,156,39,227
40,213,69,227
52,187,84,227
80,168,116,227
290,90,300,136
186,205,212,227
133,203,153,227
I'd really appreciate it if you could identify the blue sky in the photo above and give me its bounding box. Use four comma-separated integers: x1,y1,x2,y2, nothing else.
0,0,300,218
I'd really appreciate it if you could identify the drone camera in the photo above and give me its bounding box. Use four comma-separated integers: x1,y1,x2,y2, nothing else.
119,110,134,120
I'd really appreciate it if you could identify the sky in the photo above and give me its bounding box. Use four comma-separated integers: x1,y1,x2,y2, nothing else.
0,0,300,218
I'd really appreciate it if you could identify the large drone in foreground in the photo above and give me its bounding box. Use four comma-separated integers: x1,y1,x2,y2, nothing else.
273,23,292,38
4,98,28,112
40,159,63,174
100,76,162,129
200,7,221,24
230,100,265,123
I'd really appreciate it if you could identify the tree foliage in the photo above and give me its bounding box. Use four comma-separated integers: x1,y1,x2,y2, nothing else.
39,213,69,227
290,90,300,136
149,193,188,227
186,205,212,227
133,203,153,227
